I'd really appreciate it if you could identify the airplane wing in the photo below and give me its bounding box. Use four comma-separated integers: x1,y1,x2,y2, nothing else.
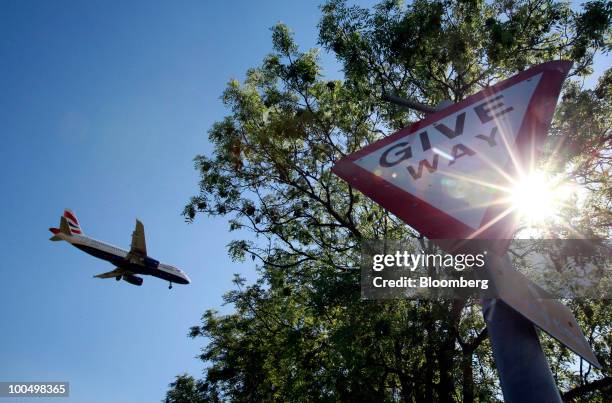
94,267,126,279
129,219,147,257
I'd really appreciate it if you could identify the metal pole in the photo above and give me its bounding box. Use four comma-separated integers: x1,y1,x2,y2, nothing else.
483,296,562,403
381,93,438,114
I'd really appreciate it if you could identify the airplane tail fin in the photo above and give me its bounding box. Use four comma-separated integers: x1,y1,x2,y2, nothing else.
48,209,83,240
48,229,62,241
49,217,69,240
63,209,83,235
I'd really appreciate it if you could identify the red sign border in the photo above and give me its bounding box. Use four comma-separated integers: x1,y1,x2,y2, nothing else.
332,61,572,244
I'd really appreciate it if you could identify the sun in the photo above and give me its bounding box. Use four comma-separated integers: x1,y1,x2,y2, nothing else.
510,170,575,223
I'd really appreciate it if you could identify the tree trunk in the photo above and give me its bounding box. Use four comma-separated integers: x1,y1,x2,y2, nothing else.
398,372,413,402
424,329,434,402
437,345,455,403
462,353,474,403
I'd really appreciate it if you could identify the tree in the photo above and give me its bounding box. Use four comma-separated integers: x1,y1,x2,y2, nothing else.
169,0,611,401
163,374,208,403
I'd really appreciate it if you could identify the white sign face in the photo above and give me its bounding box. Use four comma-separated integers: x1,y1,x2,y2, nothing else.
354,74,541,230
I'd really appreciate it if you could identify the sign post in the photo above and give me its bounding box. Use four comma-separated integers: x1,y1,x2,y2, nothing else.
483,298,562,403
332,61,601,401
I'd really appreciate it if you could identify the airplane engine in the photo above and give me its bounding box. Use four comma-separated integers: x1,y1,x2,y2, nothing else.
122,274,143,286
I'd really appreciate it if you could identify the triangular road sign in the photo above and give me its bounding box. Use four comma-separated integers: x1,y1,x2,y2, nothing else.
333,61,603,368
333,61,572,244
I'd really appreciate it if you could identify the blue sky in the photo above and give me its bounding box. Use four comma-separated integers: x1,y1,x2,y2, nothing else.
0,1,349,402
0,1,607,402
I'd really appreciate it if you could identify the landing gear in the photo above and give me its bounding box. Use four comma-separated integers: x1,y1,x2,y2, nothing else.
168,282,173,289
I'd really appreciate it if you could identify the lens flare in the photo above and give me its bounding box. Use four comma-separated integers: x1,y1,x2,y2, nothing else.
510,171,575,223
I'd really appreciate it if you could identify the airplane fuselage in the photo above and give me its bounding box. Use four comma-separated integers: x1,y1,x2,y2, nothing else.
53,231,190,285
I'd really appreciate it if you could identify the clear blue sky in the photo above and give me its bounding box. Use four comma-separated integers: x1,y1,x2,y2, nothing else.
0,1,607,402
0,1,349,402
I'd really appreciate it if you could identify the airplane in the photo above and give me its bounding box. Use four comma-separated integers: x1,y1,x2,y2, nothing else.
49,209,190,289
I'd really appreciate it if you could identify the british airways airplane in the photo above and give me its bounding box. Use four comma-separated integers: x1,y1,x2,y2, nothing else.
49,209,190,289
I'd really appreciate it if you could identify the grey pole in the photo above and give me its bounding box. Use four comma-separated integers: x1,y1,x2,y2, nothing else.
381,93,438,114
482,297,562,403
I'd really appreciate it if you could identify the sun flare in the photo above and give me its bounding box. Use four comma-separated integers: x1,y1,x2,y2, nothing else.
510,170,575,223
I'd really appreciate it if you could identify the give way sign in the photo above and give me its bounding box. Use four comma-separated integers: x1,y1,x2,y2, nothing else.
332,60,603,368
332,61,572,243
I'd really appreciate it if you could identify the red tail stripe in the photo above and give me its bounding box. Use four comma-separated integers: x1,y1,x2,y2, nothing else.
64,211,79,226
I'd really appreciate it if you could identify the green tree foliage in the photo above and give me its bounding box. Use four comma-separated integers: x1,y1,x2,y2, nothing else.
164,374,208,403
168,1,611,401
